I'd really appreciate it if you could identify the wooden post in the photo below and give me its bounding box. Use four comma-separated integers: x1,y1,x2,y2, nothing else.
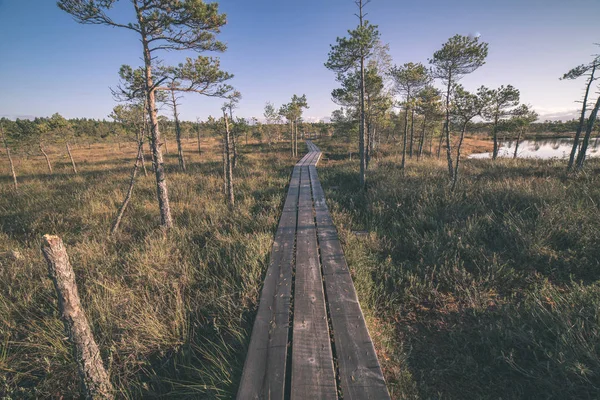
41,235,114,399
66,142,78,174
3,135,18,190
40,142,53,175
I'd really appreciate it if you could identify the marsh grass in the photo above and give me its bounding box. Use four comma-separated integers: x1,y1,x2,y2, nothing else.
0,138,296,398
317,138,600,399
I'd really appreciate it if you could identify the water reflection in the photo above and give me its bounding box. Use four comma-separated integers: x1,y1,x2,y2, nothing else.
469,137,600,159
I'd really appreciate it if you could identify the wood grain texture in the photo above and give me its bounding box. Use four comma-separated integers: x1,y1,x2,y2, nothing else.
290,164,337,400
308,162,390,400
237,165,301,400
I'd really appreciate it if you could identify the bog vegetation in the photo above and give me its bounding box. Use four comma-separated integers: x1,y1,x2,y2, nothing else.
1,0,600,398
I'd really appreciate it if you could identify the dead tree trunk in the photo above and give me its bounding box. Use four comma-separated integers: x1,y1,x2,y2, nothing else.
41,235,114,400
197,125,202,155
228,108,238,169
3,137,17,190
294,119,299,157
111,141,144,235
429,124,435,155
223,111,235,208
513,128,523,159
171,90,186,172
401,107,408,170
576,94,600,170
451,123,468,191
365,117,371,170
409,109,415,158
417,116,427,161
231,131,237,169
40,143,53,175
66,142,78,174
437,122,444,159
290,120,294,157
222,135,227,194
136,128,148,177
568,64,596,169
443,82,454,179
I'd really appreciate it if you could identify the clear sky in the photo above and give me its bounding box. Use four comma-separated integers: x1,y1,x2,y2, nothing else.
0,0,599,122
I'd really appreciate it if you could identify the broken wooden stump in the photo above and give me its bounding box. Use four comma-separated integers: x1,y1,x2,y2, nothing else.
41,234,114,400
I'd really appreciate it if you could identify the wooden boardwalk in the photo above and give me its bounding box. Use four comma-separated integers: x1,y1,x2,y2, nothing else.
237,141,390,400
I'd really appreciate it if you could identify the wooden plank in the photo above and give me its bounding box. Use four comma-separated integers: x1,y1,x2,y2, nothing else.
308,161,390,400
291,165,338,400
237,165,301,400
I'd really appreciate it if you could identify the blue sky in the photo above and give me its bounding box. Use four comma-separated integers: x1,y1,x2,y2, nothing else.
0,0,599,122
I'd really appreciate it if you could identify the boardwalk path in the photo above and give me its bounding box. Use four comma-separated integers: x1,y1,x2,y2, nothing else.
237,141,390,400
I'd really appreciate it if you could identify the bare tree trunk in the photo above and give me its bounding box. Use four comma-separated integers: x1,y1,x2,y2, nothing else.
567,62,596,169
3,136,17,190
294,119,299,157
513,128,523,159
223,111,235,208
228,108,238,169
40,143,53,175
222,135,227,194
492,117,499,160
197,122,202,155
417,116,427,161
140,113,150,177
429,126,434,155
140,31,173,229
290,120,294,157
358,2,367,188
451,123,468,191
66,142,78,174
443,81,454,179
409,109,415,158
576,94,600,170
366,117,372,170
401,107,408,170
41,235,114,400
136,128,148,177
111,141,144,235
437,122,444,159
171,90,186,172
569,64,596,169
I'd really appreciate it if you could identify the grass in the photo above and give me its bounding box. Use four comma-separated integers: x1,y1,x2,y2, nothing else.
315,138,600,399
2,134,600,399
0,137,297,398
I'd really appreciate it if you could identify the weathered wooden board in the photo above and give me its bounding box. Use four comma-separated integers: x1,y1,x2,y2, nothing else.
238,141,388,399
290,165,337,400
308,163,390,400
237,164,301,399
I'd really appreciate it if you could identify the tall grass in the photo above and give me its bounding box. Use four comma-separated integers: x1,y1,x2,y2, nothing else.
317,138,600,399
0,138,295,398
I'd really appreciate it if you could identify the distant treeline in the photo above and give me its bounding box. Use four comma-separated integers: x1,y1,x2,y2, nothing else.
0,114,332,149
2,114,595,151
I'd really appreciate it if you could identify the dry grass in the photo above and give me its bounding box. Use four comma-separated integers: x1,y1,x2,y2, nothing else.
316,137,600,399
0,136,298,398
